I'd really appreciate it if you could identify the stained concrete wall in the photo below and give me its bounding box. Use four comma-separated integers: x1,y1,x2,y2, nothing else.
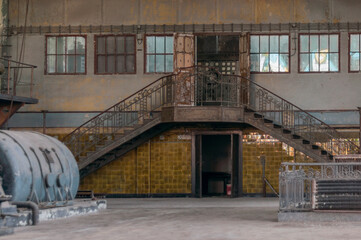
6,0,361,114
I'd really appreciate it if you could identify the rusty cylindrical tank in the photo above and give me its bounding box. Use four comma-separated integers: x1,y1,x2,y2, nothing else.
0,131,79,204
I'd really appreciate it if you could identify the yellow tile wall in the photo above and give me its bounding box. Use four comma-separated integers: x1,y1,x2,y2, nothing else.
78,128,192,194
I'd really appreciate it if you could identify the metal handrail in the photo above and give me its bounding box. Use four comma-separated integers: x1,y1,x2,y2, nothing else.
63,66,359,162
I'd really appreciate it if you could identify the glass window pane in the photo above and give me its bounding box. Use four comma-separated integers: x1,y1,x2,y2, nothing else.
350,53,360,71
47,55,55,73
47,37,56,54
156,37,165,53
280,54,289,72
280,36,289,53
250,36,259,53
116,37,125,53
319,53,329,71
320,35,328,52
260,53,269,72
330,35,338,52
97,56,105,73
300,35,309,53
66,55,75,73
165,55,173,72
107,56,115,73
260,36,269,53
66,37,76,54
147,36,155,53
76,55,85,73
155,55,165,72
166,37,173,54
126,37,134,54
310,35,319,53
76,37,85,54
116,55,125,73
147,55,155,72
330,53,338,71
97,37,105,54
350,34,360,52
56,55,65,73
126,55,135,73
310,53,319,71
57,37,65,54
250,54,259,72
270,36,279,53
106,37,115,54
269,54,279,72
300,53,309,72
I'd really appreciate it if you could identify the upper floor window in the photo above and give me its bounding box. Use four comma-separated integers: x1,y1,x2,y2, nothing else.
145,35,173,73
96,35,136,74
350,33,361,72
250,34,289,73
46,35,86,74
299,34,339,72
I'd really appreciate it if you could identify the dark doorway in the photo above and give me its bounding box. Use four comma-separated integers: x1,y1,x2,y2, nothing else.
193,133,242,198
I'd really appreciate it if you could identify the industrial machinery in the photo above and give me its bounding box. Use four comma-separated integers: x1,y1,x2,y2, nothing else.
0,130,79,206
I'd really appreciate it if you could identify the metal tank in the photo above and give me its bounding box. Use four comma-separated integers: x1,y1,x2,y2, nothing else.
0,131,79,205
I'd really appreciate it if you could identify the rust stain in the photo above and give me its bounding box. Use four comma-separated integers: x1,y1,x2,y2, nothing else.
142,0,176,24
255,0,292,23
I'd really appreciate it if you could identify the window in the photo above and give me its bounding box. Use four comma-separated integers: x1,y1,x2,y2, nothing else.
46,35,86,74
96,35,136,74
250,34,289,73
349,33,361,72
299,34,339,72
145,35,173,73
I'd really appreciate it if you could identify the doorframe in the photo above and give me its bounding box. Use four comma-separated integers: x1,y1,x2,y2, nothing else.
191,130,243,198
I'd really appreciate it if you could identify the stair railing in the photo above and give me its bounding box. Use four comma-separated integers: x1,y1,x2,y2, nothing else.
62,74,175,160
236,73,359,156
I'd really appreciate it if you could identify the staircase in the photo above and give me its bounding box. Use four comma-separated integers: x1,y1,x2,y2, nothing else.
62,67,360,178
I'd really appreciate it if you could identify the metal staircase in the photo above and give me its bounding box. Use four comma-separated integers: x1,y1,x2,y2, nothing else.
63,67,360,178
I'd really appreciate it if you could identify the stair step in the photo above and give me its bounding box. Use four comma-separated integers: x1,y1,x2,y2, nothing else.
302,140,310,144
264,118,273,123
312,145,320,150
292,134,301,139
254,113,263,119
273,124,282,129
282,129,291,134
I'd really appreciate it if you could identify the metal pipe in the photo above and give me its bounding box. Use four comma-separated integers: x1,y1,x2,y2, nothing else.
10,201,39,225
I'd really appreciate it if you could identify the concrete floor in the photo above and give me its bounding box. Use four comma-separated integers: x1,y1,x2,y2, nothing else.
3,197,361,240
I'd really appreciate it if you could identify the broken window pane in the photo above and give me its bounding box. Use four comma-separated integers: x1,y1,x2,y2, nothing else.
300,35,309,53
300,54,309,72
250,36,259,53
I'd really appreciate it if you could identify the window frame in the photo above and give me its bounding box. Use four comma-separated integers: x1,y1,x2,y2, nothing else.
298,33,340,73
249,33,291,74
45,35,87,75
348,32,361,73
94,34,136,75
144,34,174,74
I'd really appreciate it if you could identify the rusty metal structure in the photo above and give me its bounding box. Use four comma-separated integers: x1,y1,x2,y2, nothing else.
62,67,359,178
279,162,361,211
